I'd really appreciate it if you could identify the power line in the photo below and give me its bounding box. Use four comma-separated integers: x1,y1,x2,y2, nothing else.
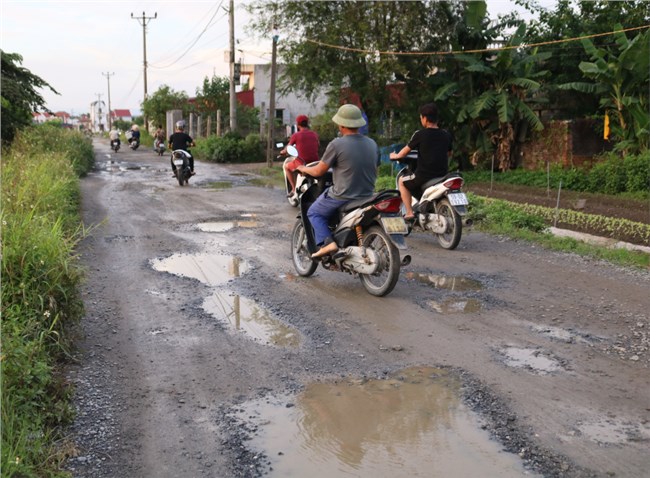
149,0,226,69
304,24,650,56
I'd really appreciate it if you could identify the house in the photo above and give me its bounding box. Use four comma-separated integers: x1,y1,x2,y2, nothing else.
90,100,106,132
111,109,133,123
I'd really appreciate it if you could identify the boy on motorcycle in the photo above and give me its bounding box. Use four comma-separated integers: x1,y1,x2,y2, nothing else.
109,127,120,148
389,103,452,220
296,104,378,258
281,115,320,197
168,120,196,175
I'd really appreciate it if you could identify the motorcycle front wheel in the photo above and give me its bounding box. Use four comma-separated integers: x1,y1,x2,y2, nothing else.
436,198,462,250
291,220,317,277
359,225,400,297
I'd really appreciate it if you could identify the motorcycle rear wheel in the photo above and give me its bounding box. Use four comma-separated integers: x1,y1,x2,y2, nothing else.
177,169,185,186
359,225,400,297
436,198,462,250
291,220,317,277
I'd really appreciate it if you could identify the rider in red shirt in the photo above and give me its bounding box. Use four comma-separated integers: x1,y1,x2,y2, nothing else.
282,115,320,196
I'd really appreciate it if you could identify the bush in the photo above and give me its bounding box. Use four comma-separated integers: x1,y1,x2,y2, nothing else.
194,133,265,163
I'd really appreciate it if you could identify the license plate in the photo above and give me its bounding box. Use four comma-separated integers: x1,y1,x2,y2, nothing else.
381,216,408,234
173,159,184,166
448,193,468,206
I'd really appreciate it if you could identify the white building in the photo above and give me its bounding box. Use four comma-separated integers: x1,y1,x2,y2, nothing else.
90,100,107,132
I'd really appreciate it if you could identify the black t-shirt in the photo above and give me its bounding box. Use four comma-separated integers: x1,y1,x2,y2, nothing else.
407,127,452,179
169,132,193,151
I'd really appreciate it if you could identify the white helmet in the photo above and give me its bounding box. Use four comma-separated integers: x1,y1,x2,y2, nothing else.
176,120,185,130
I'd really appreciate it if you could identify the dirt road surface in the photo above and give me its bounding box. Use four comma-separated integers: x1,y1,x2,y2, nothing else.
65,139,650,478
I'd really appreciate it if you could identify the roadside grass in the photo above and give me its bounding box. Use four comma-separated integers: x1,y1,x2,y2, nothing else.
1,125,94,477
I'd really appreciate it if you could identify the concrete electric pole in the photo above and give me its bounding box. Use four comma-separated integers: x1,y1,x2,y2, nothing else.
266,32,278,167
131,11,157,129
102,72,115,130
229,0,237,133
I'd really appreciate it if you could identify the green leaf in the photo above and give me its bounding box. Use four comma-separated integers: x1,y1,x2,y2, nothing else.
496,91,510,123
434,82,459,101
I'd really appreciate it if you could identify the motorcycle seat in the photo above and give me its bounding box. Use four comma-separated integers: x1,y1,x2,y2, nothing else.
339,189,400,213
421,172,463,191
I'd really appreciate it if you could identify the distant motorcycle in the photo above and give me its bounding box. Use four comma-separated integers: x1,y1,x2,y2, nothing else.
395,151,471,250
110,139,120,152
154,140,166,156
289,145,411,297
126,130,140,150
172,150,192,186
277,142,315,207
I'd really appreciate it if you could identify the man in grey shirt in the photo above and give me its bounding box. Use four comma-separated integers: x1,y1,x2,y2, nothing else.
297,104,378,258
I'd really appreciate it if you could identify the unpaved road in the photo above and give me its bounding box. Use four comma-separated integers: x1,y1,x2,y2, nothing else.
66,139,650,478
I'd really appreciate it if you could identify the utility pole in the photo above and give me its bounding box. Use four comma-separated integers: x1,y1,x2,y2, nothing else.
266,31,278,167
131,11,157,129
102,72,115,130
228,0,237,133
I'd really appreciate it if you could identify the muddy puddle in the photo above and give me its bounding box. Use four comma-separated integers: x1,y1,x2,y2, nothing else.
203,290,301,347
428,297,482,314
499,346,564,375
96,158,149,173
405,272,483,291
150,253,250,287
196,221,259,232
232,367,538,477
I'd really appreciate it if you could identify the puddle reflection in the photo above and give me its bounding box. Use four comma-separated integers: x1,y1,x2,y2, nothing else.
429,298,481,314
405,272,483,291
151,253,249,286
234,367,538,477
196,221,259,232
203,291,300,347
500,347,563,374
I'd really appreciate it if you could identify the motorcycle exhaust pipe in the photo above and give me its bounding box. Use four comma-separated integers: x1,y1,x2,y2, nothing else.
401,255,412,266
463,218,473,227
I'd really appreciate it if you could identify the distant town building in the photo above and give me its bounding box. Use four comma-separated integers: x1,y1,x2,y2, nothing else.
90,100,106,132
111,109,133,123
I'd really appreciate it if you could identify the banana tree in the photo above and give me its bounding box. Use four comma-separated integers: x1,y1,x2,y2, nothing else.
558,25,649,153
436,23,550,170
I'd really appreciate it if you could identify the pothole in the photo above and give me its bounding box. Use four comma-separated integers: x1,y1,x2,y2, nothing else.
228,367,539,477
196,221,259,232
202,290,301,347
499,346,565,375
405,272,483,291
574,417,650,446
150,253,250,286
428,298,482,314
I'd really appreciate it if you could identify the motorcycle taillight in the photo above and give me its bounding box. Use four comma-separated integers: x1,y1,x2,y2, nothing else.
374,197,402,213
443,177,464,190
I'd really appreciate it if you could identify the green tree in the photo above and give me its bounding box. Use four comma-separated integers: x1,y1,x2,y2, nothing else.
194,75,230,119
141,85,189,128
559,25,649,153
1,50,58,144
246,1,460,136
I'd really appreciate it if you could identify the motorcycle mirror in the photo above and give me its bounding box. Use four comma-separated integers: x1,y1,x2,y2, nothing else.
286,145,299,157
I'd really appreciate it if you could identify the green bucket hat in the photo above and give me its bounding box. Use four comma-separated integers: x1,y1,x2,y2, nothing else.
332,104,366,128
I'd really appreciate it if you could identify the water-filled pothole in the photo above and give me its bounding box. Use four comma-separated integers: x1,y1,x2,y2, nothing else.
405,272,483,291
202,291,300,347
196,221,259,232
499,346,564,375
151,253,249,286
231,367,538,477
428,298,482,314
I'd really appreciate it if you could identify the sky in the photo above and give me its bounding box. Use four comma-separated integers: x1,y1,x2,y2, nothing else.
1,0,557,117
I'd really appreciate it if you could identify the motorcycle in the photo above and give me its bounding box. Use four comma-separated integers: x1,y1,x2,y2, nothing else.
110,139,120,152
289,146,411,297
126,130,140,150
395,151,471,250
172,150,193,186
277,142,315,207
154,139,166,156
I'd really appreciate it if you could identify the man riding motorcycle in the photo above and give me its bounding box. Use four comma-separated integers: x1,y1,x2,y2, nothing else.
168,120,196,176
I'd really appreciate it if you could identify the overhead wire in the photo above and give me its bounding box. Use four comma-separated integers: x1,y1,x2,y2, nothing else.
149,0,227,69
304,24,650,56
